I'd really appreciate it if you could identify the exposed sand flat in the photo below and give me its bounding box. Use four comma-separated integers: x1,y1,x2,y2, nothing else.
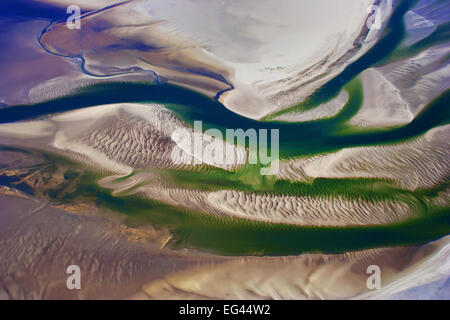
144,0,390,119
0,17,160,106
27,72,158,104
136,236,450,300
402,0,448,46
0,104,165,174
1,191,447,300
70,105,246,171
431,187,450,208
356,236,450,299
349,43,450,128
97,178,413,227
279,125,450,190
273,91,349,123
0,121,54,138
0,19,77,106
0,103,246,172
350,69,413,127
0,193,224,299
203,189,411,226
0,0,445,301
38,0,391,119
40,0,233,99
375,44,450,117
99,172,157,195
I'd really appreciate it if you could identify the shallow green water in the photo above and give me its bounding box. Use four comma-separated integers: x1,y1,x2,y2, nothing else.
44,169,447,256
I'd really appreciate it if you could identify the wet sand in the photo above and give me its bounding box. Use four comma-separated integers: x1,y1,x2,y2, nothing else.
0,192,447,299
